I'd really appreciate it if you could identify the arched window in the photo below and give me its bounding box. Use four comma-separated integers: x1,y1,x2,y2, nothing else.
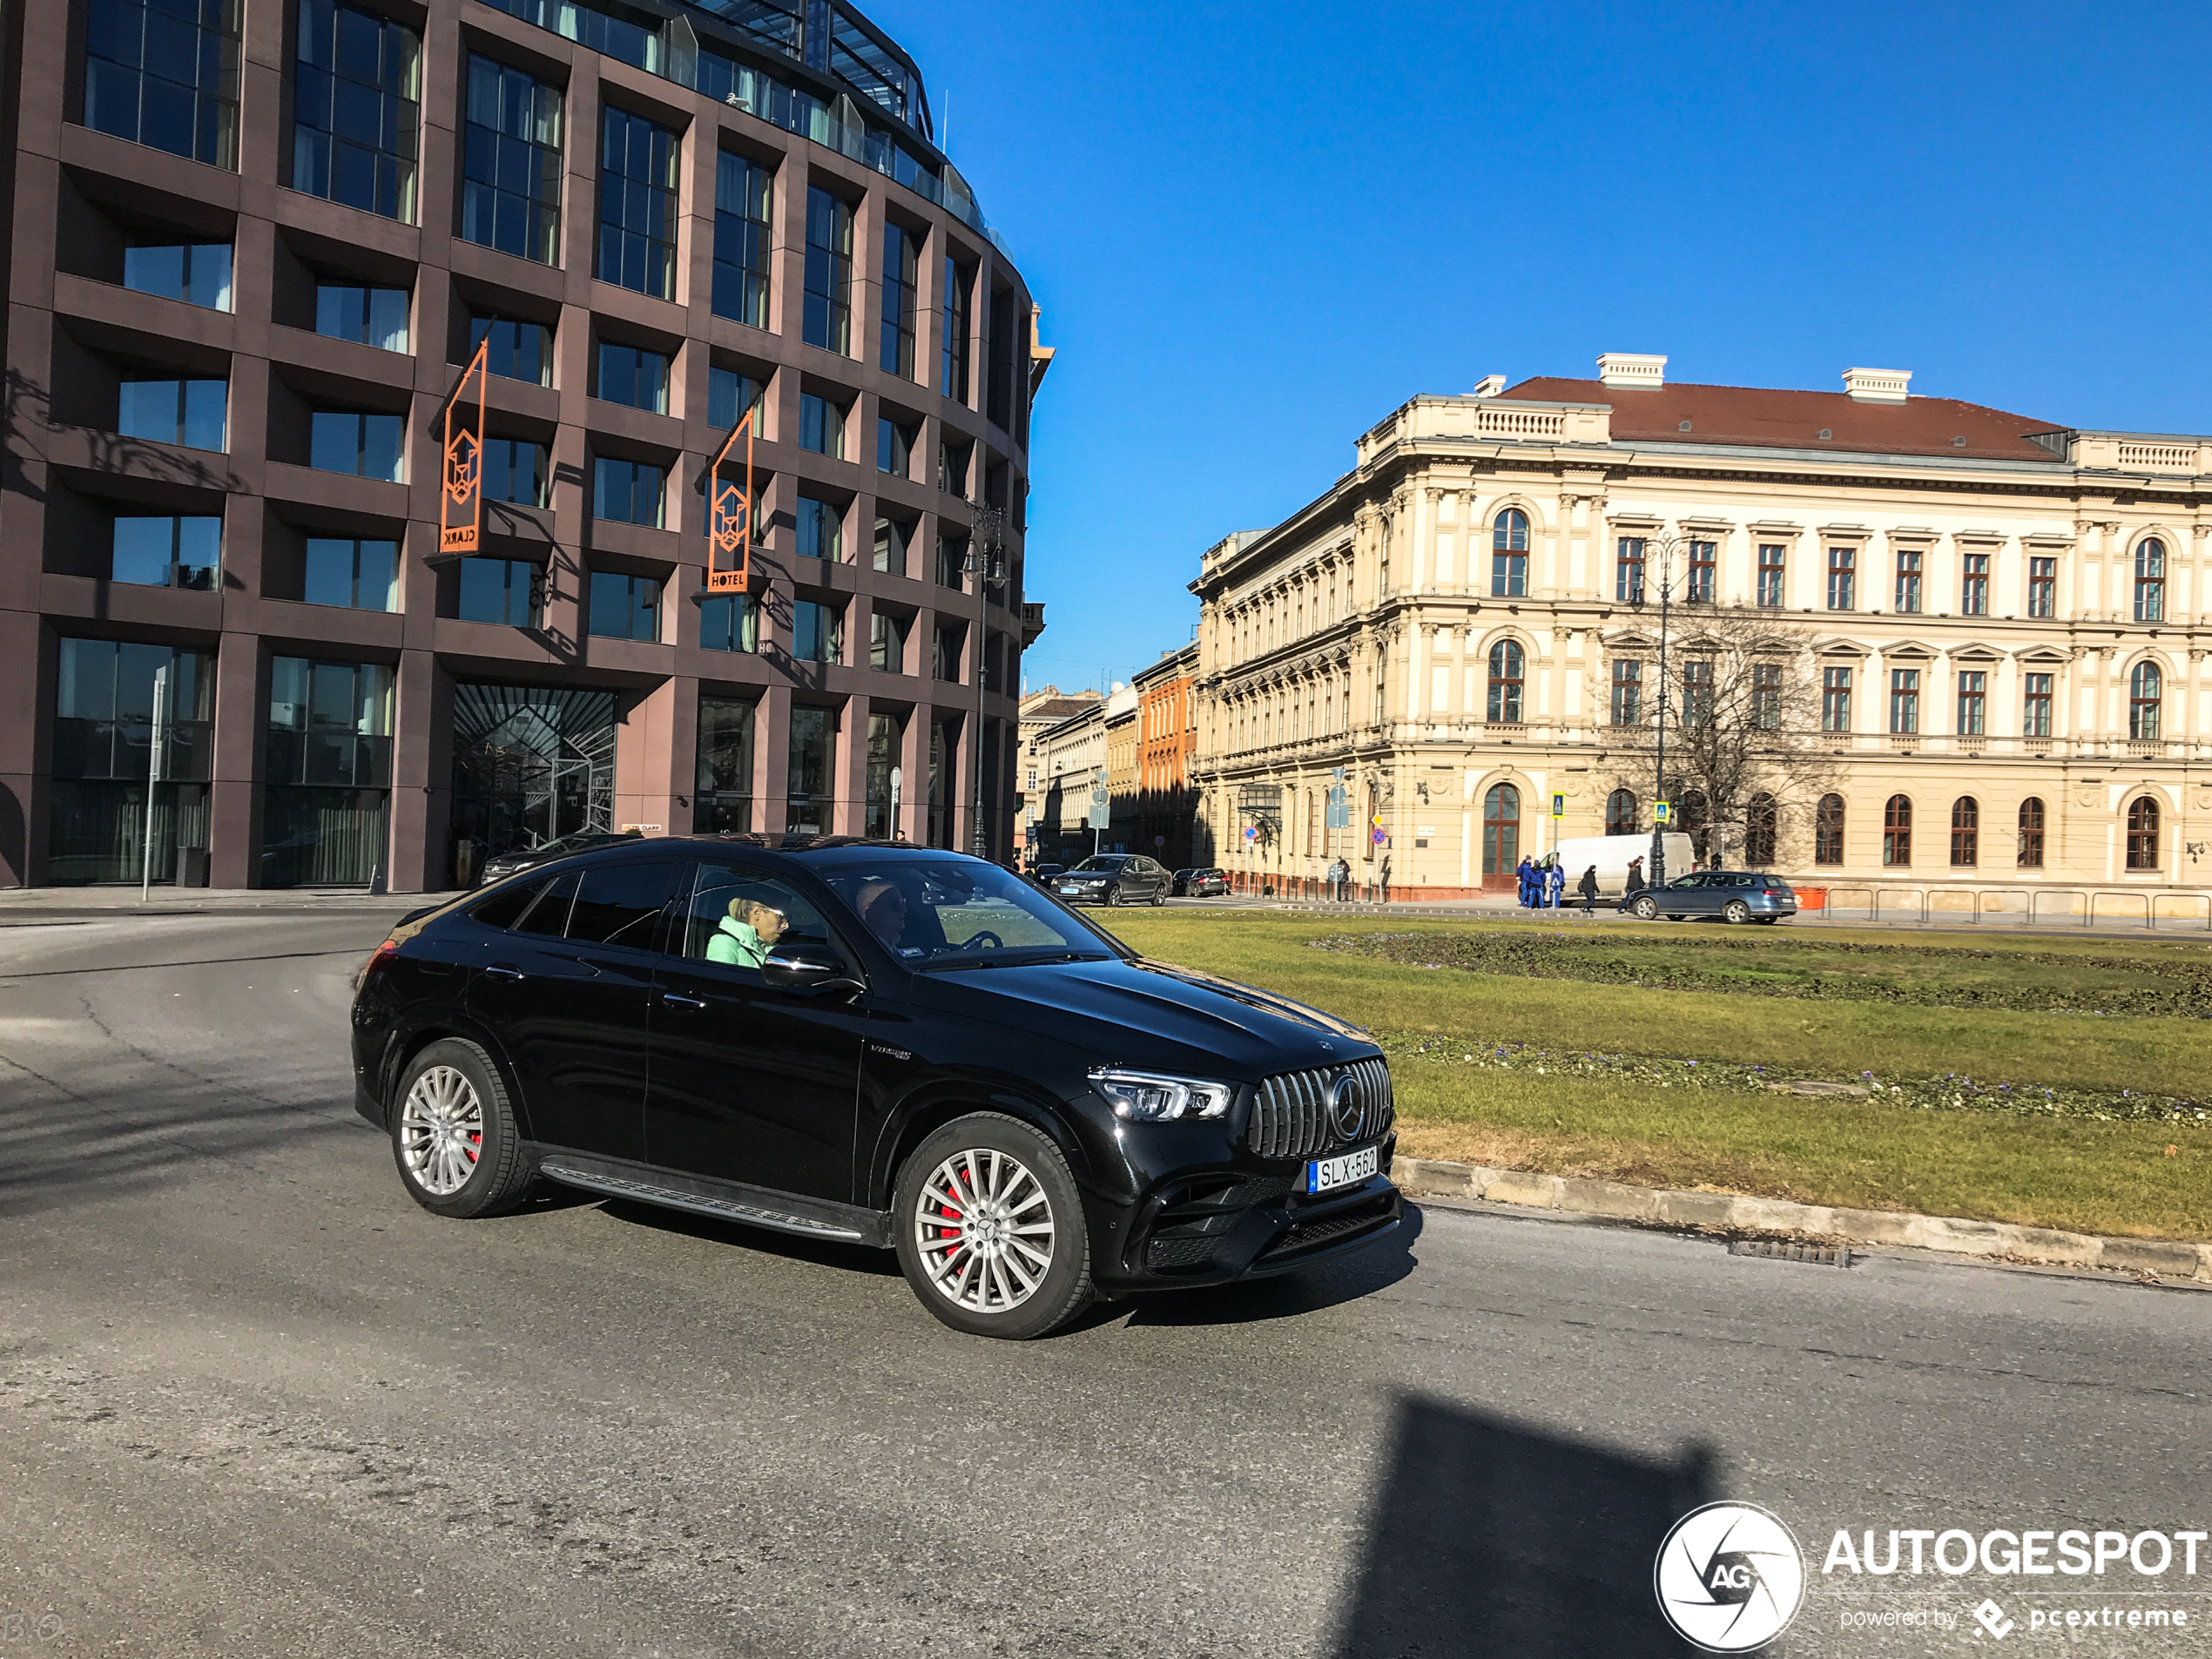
1491,509,1529,597
2127,796,2161,870
1481,783,1521,887
1814,793,1845,865
1605,787,1638,837
2134,539,2167,623
1883,794,1912,867
2017,797,2045,868
2130,662,2163,739
1486,640,1524,724
1949,796,1979,867
1744,793,1777,866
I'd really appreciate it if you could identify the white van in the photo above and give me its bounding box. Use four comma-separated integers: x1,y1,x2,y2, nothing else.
1546,833,1694,896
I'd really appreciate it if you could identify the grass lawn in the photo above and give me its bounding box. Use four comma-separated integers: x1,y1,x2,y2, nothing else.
1094,909,2212,1241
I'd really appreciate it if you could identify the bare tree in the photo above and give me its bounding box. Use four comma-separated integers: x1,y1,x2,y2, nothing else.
1599,604,1835,867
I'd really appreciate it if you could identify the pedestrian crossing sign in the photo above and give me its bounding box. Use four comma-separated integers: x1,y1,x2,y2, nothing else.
1654,800,1673,825
1551,792,1564,819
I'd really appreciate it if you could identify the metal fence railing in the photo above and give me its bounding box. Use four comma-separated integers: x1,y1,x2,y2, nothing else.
1801,884,2212,930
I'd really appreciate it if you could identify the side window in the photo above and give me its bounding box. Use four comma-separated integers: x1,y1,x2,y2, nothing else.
471,874,549,930
682,863,835,967
513,871,578,936
568,860,686,949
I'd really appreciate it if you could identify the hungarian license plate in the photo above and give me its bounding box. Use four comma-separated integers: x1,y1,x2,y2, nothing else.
1306,1143,1379,1195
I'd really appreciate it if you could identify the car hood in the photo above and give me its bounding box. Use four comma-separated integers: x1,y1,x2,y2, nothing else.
927,954,1372,1077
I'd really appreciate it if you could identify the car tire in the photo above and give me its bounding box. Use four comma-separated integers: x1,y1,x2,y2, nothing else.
1151,885,1166,907
894,1113,1094,1340
1666,914,1685,922
1631,895,1659,921
1755,916,1781,925
1723,899,1751,925
390,1038,536,1219
1106,886,1123,907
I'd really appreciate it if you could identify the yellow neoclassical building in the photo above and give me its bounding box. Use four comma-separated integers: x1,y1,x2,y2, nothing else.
1189,355,2212,910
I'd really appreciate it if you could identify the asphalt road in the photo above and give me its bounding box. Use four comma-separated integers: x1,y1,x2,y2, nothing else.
2,912,2207,1658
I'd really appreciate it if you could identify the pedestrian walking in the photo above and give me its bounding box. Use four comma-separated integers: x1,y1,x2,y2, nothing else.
1626,854,1645,893
1515,855,1534,908
1578,864,1600,913
1546,859,1565,909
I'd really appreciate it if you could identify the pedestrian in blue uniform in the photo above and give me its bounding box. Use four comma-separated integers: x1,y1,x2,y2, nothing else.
1547,860,1566,909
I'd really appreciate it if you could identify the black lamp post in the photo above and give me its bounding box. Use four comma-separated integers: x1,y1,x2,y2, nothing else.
1629,533,1682,890
966,503,1009,860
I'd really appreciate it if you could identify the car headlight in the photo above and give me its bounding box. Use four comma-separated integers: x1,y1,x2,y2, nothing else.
1089,1068,1235,1122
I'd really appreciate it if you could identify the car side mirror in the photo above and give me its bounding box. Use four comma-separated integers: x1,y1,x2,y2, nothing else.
762,944,862,995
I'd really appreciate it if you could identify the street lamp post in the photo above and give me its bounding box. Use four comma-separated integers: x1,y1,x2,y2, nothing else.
1630,535,1682,891
966,503,1009,861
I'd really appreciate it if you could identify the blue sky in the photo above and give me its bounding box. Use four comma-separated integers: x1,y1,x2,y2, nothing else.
883,3,2212,696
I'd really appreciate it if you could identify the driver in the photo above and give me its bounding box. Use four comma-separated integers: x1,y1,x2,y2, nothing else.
854,879,908,950
707,896,786,968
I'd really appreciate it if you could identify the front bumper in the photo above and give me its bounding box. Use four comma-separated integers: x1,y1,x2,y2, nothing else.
1091,1133,1402,1291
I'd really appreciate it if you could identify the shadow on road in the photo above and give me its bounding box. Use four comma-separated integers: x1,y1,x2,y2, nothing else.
1123,1204,1423,1328
592,1197,905,1278
1330,1392,1715,1658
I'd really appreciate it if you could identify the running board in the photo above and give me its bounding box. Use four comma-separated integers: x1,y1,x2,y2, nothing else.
537,1162,873,1244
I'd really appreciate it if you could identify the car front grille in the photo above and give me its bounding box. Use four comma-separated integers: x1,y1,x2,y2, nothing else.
1247,1056,1394,1161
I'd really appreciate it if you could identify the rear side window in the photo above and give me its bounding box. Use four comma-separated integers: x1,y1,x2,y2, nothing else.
514,872,578,937
471,876,549,930
568,860,686,949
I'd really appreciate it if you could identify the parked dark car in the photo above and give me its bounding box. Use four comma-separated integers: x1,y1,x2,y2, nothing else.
1621,870,1799,925
1052,853,1174,907
475,828,643,887
1029,863,1067,887
352,840,1399,1339
1174,867,1230,898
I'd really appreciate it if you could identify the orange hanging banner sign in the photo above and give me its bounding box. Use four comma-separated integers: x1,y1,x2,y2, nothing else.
440,336,489,556
705,408,755,593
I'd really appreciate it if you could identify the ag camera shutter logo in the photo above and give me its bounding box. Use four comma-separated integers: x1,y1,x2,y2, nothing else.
1655,1501,1807,1652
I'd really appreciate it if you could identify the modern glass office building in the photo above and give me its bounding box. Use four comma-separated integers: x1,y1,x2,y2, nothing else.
1,0,1047,887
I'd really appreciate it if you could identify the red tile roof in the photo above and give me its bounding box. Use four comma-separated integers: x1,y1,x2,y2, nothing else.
1501,377,2064,463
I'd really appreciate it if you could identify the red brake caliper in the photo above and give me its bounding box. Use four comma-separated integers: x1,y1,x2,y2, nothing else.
938,1181,964,1262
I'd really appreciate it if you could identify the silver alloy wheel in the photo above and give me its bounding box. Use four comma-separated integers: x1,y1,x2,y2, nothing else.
914,1148,1055,1314
398,1064,484,1197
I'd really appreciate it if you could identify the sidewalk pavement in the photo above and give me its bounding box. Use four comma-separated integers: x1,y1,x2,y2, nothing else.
0,886,461,921
1191,893,2206,939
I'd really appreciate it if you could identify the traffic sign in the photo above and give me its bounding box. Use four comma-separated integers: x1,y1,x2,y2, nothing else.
1326,786,1347,828
1371,828,1387,846
1654,800,1673,825
1370,814,1384,828
1551,792,1565,819
1332,766,1345,782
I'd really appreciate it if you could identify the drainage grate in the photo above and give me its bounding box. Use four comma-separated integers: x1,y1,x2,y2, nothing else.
1729,1238,1850,1266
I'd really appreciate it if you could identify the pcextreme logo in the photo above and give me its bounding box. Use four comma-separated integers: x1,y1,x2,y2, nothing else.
1655,1501,1808,1652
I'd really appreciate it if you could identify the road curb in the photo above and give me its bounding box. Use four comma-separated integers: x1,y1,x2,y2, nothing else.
1395,1157,2212,1282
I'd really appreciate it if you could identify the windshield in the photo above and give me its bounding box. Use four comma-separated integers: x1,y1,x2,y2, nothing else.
1072,856,1127,872
815,858,1123,969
